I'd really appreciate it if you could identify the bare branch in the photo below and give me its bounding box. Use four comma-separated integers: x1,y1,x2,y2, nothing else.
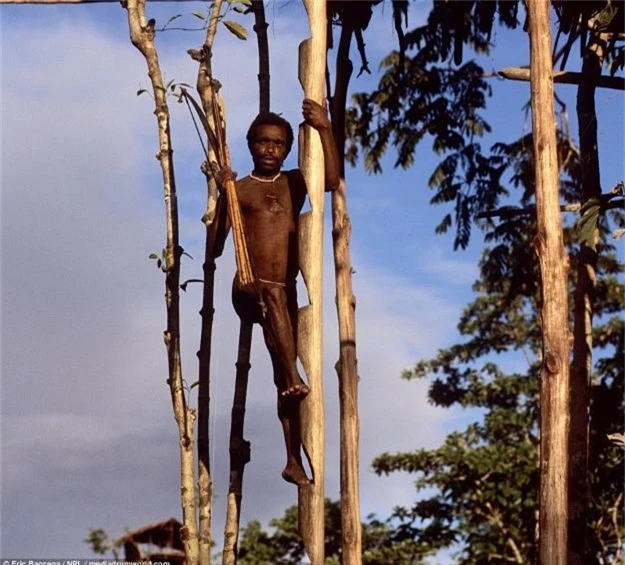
495,66,625,91
476,197,624,220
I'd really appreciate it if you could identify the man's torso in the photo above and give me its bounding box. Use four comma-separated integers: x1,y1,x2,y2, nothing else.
236,169,307,283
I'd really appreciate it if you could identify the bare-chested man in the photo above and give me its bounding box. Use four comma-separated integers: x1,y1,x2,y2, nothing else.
218,99,340,485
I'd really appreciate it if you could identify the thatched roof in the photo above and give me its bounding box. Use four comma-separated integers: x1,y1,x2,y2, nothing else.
116,518,183,550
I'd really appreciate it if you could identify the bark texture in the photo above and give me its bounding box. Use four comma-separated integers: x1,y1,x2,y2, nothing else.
194,3,224,561
527,2,571,564
222,322,253,565
569,28,607,565
251,1,270,114
126,2,199,563
330,20,362,565
297,1,327,563
497,66,624,90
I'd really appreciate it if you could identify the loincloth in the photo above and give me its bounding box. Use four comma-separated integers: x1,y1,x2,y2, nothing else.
232,273,298,325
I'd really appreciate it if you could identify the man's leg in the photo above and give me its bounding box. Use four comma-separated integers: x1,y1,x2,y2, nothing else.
261,284,309,397
276,393,310,486
231,276,309,485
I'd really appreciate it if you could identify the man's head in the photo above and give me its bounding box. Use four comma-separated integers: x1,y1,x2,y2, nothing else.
247,113,294,175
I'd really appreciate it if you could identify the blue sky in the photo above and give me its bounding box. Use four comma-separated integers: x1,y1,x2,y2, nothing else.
1,1,623,562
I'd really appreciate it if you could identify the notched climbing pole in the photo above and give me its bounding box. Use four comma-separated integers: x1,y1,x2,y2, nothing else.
297,1,327,563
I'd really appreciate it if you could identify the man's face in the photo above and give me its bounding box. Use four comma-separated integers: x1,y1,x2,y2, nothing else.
250,124,288,175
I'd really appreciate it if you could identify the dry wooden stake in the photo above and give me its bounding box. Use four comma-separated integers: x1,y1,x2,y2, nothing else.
527,1,571,563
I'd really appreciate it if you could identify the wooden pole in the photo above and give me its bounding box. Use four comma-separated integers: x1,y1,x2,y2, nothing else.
329,20,362,565
569,28,607,565
194,4,223,563
527,2,571,564
196,244,215,565
221,6,270,562
125,2,200,563
222,322,253,565
297,1,327,563
251,0,270,114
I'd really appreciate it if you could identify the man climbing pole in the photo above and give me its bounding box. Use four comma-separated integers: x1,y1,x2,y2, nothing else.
217,98,340,486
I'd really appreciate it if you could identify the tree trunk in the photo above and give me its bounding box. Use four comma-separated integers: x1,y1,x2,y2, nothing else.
569,28,607,565
125,2,200,563
194,4,224,562
527,2,571,564
222,322,253,565
251,0,270,114
196,244,215,565
329,21,362,565
297,1,327,563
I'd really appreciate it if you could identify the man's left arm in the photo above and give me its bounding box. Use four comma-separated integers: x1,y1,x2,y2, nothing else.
302,99,341,192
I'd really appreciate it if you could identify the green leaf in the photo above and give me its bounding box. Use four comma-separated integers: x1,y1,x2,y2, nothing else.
164,14,181,28
192,11,206,20
574,198,601,249
136,88,148,96
435,213,452,235
223,20,248,40
595,3,617,28
148,253,158,260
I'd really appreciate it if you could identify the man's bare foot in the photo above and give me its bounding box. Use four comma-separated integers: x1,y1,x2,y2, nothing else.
282,460,311,486
280,382,310,398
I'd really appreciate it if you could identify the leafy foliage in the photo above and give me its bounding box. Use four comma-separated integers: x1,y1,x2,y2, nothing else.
372,166,624,563
345,2,524,249
345,1,624,250
84,528,114,555
236,499,431,564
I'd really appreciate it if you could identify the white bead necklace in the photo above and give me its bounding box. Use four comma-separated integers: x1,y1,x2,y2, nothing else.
250,172,281,183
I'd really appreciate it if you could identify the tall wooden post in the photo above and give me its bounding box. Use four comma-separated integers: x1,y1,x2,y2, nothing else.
195,4,224,563
297,1,327,563
126,2,200,562
330,21,362,565
527,1,571,564
569,27,606,565
222,322,253,565
222,6,270,561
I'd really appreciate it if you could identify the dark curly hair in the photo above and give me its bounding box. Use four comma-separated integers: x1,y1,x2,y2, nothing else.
246,112,294,156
